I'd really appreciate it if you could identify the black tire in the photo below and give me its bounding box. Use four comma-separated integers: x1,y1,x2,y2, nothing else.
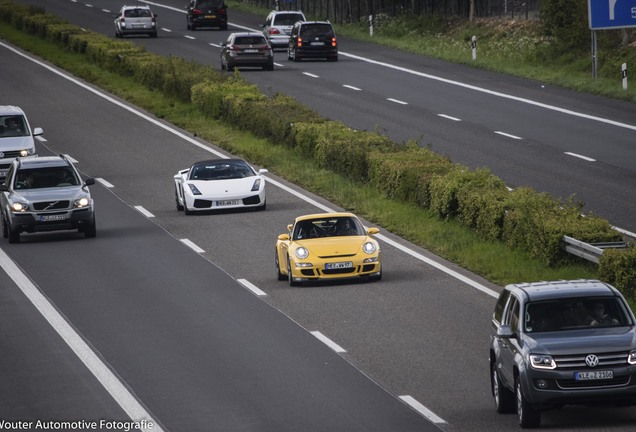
287,49,293,61
184,203,193,215
84,216,97,238
8,222,19,244
263,62,274,71
516,379,541,428
150,32,157,38
287,258,300,286
175,188,184,211
370,269,382,281
227,61,236,71
293,51,301,62
2,213,8,239
492,363,515,414
221,24,228,31
275,249,286,281
328,55,338,62
258,200,266,211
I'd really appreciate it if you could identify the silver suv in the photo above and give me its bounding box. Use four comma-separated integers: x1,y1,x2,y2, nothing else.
261,10,305,49
490,279,636,428
0,106,41,179
0,155,96,243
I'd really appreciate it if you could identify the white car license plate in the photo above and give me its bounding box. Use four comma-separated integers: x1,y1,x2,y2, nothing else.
244,49,258,53
574,370,613,381
40,214,66,222
310,41,325,46
215,200,240,207
325,261,353,270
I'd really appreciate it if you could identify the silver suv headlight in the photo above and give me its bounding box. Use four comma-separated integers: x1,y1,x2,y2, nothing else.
530,354,556,370
74,197,91,208
628,350,636,365
11,202,29,212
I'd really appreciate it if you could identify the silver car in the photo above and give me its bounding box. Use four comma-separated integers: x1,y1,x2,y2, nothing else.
114,5,158,38
0,106,41,180
0,155,96,243
261,10,306,49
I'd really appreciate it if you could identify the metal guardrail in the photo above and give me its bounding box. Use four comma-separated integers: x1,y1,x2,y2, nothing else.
563,235,629,264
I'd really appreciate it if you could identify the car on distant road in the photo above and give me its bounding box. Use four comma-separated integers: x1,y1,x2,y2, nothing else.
186,0,228,30
220,32,274,71
114,4,158,38
0,155,96,243
490,279,636,428
174,158,267,214
0,106,41,180
275,212,381,286
287,20,338,62
261,10,306,49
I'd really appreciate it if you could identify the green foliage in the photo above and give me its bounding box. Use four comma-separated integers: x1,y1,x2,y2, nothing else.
599,247,636,299
540,0,589,54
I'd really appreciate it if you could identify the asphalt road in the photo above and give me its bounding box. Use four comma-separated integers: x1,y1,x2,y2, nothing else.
10,0,635,235
1,2,636,432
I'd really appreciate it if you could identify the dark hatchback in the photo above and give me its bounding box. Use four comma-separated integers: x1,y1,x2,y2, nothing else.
186,0,227,30
287,21,338,62
220,32,274,71
490,280,636,428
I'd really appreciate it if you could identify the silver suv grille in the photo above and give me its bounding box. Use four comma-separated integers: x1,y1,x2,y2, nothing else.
554,351,629,369
33,201,70,211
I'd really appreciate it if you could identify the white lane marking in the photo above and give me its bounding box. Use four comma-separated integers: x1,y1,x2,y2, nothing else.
438,114,461,121
134,206,155,218
96,178,115,188
180,239,205,253
64,154,78,163
161,28,171,33
311,331,347,353
0,249,164,432
387,98,408,105
303,72,319,78
238,279,267,297
274,62,284,67
36,135,47,142
565,152,596,162
338,53,636,132
399,395,447,424
184,35,195,40
209,43,222,48
86,4,93,7
343,84,361,91
101,9,111,13
494,131,522,140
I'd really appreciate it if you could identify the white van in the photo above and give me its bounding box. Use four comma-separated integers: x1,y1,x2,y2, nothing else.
0,106,41,179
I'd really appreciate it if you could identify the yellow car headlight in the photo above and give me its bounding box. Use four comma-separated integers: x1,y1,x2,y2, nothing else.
363,241,377,254
295,247,309,259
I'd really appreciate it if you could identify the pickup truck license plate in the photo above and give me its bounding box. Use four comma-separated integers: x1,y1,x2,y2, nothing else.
575,370,613,381
325,261,353,270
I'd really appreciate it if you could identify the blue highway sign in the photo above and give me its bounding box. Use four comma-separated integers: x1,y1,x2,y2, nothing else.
588,0,636,29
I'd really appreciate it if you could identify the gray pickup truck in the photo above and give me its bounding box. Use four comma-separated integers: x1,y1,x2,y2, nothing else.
490,279,636,428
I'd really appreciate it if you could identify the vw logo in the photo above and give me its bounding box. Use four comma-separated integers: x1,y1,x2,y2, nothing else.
585,354,599,367
0,152,4,158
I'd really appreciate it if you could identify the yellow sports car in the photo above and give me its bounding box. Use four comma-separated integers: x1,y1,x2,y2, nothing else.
275,212,382,286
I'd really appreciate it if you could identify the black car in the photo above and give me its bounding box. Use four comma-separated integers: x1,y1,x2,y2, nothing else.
490,280,636,428
220,32,274,71
287,21,338,62
186,0,227,30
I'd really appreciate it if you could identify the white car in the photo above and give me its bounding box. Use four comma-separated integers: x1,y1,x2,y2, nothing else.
0,106,42,179
174,158,267,214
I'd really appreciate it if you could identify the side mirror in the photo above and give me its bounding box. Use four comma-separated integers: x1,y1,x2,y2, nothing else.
32,127,43,136
497,324,515,339
278,233,290,241
258,168,268,175
367,227,380,235
0,184,9,192
85,178,96,186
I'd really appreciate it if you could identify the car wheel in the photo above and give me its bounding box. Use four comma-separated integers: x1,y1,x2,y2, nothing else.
221,24,228,31
275,249,286,281
263,62,274,71
492,363,515,414
175,188,184,211
287,48,293,61
184,202,193,216
258,200,266,211
8,221,19,244
370,269,382,281
2,213,8,239
516,378,541,428
293,51,301,62
287,258,300,287
84,216,97,239
150,32,157,38
227,61,235,71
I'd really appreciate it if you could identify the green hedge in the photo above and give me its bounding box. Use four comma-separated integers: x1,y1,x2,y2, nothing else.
2,0,634,296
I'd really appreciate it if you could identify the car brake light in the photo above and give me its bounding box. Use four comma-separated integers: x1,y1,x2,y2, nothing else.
268,28,281,35
192,8,201,14
120,17,125,22
297,37,302,47
229,45,240,51
331,37,337,47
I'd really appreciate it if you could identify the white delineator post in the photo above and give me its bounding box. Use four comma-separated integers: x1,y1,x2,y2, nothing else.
622,63,628,90
369,15,373,37
471,36,477,60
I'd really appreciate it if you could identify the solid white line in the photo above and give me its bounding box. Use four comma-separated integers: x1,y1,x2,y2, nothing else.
180,238,205,253
438,114,461,121
36,135,47,142
184,35,195,40
161,28,171,33
134,206,155,218
96,178,114,188
311,331,347,353
399,395,446,424
343,84,361,91
209,43,222,48
274,62,284,67
238,279,267,296
101,9,110,13
0,249,163,432
387,98,408,105
494,131,522,140
338,53,636,132
303,72,319,78
564,152,596,162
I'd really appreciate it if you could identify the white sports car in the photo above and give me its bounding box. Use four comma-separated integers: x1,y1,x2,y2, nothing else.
174,158,267,214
